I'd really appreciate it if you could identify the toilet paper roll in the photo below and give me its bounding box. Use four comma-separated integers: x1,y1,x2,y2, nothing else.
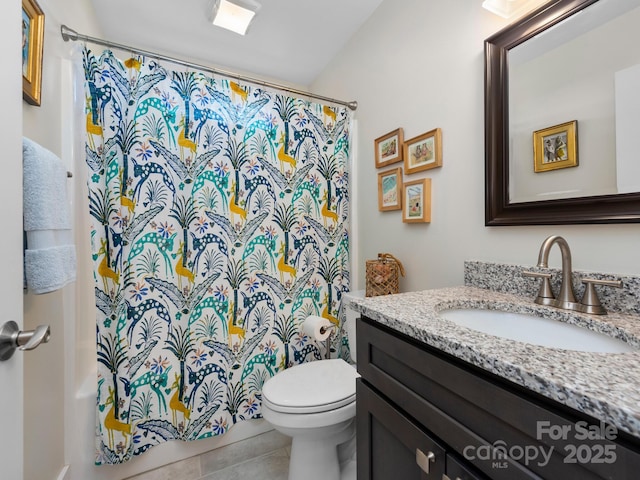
302,315,334,341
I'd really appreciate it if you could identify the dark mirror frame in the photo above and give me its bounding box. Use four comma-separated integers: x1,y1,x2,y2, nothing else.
485,0,640,226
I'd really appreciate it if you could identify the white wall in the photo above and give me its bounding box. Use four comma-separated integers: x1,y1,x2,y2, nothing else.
22,1,101,479
615,63,640,194
311,0,640,293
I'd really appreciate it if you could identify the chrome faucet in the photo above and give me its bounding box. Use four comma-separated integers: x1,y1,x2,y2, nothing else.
523,235,622,314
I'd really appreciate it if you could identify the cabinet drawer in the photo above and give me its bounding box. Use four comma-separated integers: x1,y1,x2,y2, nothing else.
357,379,446,479
446,453,488,480
357,316,640,479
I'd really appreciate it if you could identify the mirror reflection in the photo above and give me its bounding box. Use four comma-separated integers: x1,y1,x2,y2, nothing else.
508,0,640,203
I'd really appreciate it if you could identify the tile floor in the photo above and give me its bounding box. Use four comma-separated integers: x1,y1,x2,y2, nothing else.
125,430,291,480
197,446,290,480
125,429,356,479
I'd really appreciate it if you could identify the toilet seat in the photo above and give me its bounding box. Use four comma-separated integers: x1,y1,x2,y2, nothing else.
262,358,360,414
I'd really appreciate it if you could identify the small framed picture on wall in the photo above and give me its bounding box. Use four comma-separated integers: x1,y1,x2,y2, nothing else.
378,167,403,211
404,128,442,174
402,178,431,223
374,128,403,168
22,0,45,106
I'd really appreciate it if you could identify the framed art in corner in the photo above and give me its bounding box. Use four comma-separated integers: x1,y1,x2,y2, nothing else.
402,178,431,223
404,128,442,174
22,0,45,106
378,167,403,212
533,120,578,173
375,128,403,168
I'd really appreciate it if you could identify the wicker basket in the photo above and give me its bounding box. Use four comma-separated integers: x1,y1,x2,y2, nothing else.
365,253,405,297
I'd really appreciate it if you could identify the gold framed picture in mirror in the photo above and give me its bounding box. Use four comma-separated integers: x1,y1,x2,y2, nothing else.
22,0,44,106
533,120,578,173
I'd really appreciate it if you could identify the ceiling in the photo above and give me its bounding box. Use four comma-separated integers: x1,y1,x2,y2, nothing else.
89,0,384,87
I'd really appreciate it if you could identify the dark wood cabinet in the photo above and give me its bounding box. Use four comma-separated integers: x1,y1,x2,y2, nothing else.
356,316,640,480
357,380,446,479
446,453,486,480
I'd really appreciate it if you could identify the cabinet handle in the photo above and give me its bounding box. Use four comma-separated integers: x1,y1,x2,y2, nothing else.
416,448,435,474
442,476,462,480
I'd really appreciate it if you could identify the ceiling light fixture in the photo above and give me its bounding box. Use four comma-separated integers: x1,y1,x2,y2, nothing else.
482,0,548,19
210,0,261,35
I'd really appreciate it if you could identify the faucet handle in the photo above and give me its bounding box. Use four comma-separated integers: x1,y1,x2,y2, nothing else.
579,278,623,315
522,270,555,306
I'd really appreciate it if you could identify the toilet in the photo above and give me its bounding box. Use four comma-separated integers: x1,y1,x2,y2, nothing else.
261,290,364,480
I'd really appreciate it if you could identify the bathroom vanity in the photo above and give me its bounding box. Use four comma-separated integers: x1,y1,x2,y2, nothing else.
351,262,640,480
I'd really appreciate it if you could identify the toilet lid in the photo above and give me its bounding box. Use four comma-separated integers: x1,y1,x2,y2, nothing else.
262,359,360,414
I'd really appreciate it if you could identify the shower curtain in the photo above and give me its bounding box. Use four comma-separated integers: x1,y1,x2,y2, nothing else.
82,48,352,464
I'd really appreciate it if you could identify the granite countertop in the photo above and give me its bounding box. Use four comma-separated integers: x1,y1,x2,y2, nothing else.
350,286,640,439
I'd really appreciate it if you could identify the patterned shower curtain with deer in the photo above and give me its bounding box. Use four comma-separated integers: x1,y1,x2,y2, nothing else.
82,48,351,465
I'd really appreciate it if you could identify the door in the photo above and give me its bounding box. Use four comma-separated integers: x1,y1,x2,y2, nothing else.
0,0,25,478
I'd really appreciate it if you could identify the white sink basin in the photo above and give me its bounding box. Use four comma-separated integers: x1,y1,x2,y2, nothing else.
439,308,636,353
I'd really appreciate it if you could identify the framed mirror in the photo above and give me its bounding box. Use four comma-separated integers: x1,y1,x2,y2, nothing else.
485,0,640,225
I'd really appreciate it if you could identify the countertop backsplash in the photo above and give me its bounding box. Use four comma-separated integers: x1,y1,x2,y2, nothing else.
464,260,640,316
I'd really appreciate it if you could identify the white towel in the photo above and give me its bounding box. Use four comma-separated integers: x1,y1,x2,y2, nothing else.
23,137,76,294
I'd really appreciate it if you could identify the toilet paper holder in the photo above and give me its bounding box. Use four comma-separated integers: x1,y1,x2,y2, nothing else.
302,315,339,360
319,323,336,336
320,323,337,359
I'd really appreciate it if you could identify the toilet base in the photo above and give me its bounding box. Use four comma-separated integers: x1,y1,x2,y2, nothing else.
285,418,356,480
340,455,357,480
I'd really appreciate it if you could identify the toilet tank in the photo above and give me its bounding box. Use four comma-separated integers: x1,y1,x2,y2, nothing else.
341,290,365,361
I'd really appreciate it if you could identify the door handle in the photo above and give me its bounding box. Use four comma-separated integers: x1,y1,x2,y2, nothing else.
0,321,51,361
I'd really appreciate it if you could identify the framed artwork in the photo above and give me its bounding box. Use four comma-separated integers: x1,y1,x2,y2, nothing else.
375,128,403,168
402,178,431,223
377,167,403,211
404,128,442,174
22,0,45,106
533,120,578,173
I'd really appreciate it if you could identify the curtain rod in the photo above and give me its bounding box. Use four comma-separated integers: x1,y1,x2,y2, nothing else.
60,25,357,111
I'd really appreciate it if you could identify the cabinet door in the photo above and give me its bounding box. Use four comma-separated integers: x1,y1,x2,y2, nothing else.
357,380,445,480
